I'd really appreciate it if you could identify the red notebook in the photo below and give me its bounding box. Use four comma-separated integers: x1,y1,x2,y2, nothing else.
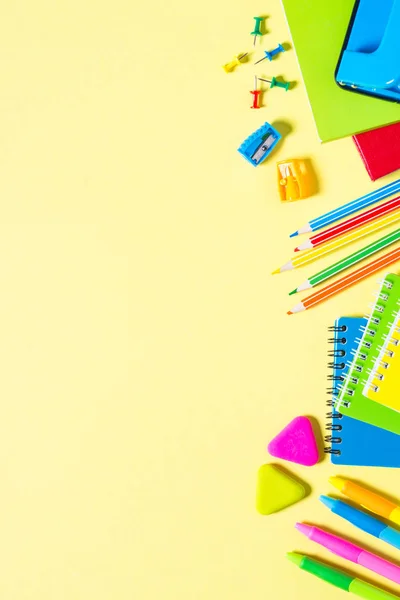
353,122,400,181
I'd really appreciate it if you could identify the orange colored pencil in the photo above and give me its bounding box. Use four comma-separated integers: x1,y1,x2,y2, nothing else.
288,246,400,314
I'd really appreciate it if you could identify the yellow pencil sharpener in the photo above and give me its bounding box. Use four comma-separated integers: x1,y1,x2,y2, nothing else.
277,158,312,202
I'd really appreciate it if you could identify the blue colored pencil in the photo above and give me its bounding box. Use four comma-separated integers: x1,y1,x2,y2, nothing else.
290,178,400,237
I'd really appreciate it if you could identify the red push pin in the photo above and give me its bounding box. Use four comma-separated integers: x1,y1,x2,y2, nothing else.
250,75,261,108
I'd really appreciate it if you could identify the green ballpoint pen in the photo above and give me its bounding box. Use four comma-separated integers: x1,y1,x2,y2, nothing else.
287,552,399,600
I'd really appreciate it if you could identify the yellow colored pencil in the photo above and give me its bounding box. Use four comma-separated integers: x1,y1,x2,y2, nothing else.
273,209,400,274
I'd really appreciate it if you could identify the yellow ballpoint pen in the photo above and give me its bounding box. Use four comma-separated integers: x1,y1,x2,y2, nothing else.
330,477,400,527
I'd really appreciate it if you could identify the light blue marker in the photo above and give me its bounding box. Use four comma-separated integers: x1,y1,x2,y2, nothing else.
290,178,400,237
320,495,400,550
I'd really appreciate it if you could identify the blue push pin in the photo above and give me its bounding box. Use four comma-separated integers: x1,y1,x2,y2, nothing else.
254,43,285,65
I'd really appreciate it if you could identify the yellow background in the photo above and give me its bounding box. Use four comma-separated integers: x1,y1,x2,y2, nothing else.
0,0,399,598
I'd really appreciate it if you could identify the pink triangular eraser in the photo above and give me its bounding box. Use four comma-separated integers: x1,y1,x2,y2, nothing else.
267,417,319,466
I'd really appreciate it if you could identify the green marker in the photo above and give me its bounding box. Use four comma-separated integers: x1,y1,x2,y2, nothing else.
290,227,400,295
287,553,399,600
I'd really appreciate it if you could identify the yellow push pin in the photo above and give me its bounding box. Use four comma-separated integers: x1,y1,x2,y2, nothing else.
222,52,248,73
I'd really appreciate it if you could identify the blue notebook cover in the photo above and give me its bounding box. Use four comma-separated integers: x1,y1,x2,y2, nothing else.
325,316,400,466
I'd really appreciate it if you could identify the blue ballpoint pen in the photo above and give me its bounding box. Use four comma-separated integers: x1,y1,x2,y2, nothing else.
320,495,400,550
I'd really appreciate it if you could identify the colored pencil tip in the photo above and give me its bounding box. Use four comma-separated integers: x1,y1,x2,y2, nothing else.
288,289,297,296
289,231,298,238
287,310,293,315
271,268,280,274
294,247,300,252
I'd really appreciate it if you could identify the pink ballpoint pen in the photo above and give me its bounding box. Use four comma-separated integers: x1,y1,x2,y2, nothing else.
296,523,400,585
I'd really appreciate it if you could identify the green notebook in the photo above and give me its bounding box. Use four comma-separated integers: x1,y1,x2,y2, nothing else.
336,274,400,435
281,0,399,142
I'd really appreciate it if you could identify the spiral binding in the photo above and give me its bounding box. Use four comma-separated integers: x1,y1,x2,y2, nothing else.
324,326,347,456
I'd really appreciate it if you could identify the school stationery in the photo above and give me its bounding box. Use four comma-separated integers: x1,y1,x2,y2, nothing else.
267,416,319,466
325,317,400,466
291,228,400,293
222,53,248,73
353,122,400,181
289,178,400,237
335,274,400,434
363,308,400,411
251,16,264,46
237,122,281,166
288,249,400,314
259,76,291,92
295,195,400,251
320,496,400,551
274,211,400,273
335,0,400,103
256,464,306,515
249,76,261,109
281,0,399,142
254,43,285,64
296,523,400,584
287,553,400,600
330,477,400,527
276,158,312,202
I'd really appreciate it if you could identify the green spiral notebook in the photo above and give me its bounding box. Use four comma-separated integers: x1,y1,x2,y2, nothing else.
335,273,400,435
281,0,399,142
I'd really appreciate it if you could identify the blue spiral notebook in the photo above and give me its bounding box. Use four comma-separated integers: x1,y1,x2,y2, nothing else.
325,316,400,466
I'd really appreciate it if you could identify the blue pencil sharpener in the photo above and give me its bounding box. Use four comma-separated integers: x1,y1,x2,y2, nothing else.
336,0,400,103
238,122,282,167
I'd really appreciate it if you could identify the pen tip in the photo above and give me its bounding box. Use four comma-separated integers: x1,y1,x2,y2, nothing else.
329,476,346,492
288,289,297,296
286,552,303,566
294,247,300,252
289,231,298,238
295,523,310,536
319,495,336,509
287,310,293,315
271,268,280,274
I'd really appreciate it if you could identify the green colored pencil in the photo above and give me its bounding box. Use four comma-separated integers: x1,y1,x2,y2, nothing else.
289,228,400,295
